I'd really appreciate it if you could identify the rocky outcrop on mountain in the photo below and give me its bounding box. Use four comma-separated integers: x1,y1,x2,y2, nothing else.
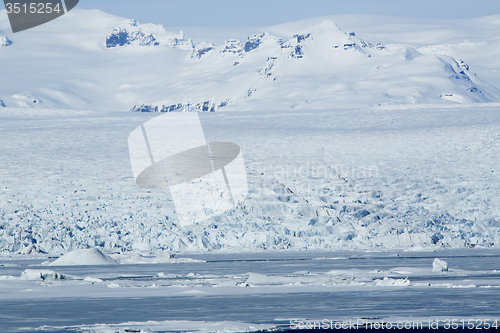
191,42,215,59
221,39,244,55
294,33,311,43
244,33,268,52
168,33,194,50
1,36,12,47
457,59,470,71
106,20,159,48
131,100,226,113
106,27,159,48
105,20,193,49
450,59,472,81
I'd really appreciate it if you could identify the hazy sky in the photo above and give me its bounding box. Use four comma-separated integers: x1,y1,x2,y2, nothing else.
78,0,500,26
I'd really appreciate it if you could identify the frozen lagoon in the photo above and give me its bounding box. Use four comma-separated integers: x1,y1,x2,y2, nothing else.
1,249,500,332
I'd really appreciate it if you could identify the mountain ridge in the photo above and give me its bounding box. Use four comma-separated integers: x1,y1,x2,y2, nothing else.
0,9,499,111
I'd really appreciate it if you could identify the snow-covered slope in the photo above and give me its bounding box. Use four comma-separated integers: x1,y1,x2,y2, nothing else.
48,248,117,266
0,9,499,111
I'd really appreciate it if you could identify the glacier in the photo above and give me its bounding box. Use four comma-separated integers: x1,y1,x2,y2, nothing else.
1,104,500,255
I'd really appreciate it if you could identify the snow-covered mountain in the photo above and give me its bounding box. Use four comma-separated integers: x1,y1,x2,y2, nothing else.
0,9,499,111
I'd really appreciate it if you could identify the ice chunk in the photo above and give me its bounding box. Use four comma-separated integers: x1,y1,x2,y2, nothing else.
373,277,411,286
20,269,64,281
84,277,103,283
432,258,449,272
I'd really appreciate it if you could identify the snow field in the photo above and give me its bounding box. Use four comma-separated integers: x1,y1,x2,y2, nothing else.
2,105,500,254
